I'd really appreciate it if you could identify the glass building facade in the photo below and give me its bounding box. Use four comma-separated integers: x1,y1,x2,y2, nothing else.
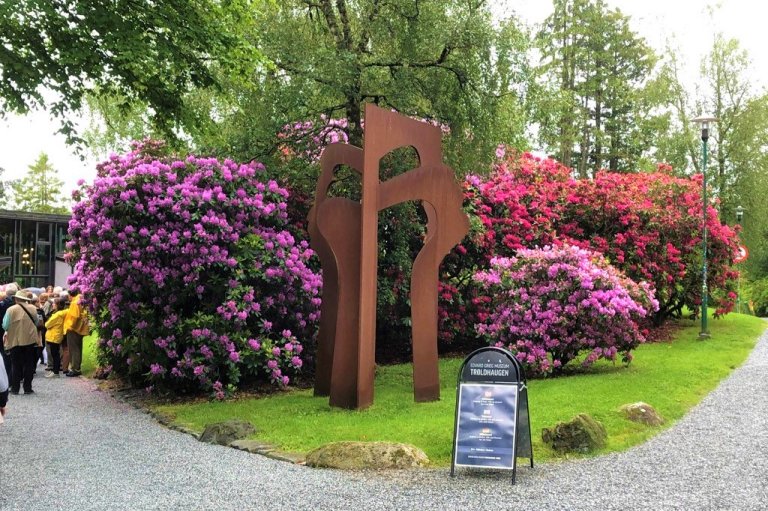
0,210,71,288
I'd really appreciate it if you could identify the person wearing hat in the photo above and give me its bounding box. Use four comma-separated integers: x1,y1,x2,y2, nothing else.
2,290,41,394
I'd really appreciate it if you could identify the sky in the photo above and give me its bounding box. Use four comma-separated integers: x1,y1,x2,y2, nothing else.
0,0,765,198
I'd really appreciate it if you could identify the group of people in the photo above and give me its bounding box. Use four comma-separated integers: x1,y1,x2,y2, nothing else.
0,283,89,415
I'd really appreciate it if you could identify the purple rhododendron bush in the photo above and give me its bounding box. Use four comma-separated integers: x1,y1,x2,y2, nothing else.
67,140,321,397
474,245,659,376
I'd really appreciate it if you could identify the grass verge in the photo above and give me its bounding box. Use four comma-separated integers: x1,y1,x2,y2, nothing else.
151,314,765,466
81,333,98,376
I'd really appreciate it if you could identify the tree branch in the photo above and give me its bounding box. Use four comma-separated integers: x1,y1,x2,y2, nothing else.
361,94,389,105
365,44,453,69
365,56,467,88
357,0,381,54
316,0,342,48
335,0,353,50
273,59,338,88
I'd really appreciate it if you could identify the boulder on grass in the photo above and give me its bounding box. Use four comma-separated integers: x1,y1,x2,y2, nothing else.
620,402,664,426
541,413,607,454
305,441,429,469
199,420,256,446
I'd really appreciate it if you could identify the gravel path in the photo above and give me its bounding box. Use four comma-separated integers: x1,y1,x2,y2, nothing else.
2,328,767,511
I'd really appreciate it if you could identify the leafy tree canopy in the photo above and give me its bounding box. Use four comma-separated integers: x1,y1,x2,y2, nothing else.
252,0,531,173
81,0,532,179
0,0,245,144
535,0,661,176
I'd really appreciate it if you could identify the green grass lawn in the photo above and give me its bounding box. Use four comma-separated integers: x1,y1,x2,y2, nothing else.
81,332,98,376
152,313,765,466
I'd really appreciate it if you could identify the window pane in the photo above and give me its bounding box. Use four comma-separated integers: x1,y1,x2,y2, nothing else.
37,222,51,242
18,220,36,275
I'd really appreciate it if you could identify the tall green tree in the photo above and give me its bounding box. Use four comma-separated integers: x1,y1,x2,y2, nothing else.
82,1,532,179
0,0,246,144
658,37,755,197
655,35,768,277
699,35,753,211
727,94,768,277
9,153,69,214
181,0,531,174
535,0,659,177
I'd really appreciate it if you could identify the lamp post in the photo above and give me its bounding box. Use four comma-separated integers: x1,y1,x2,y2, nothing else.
692,115,717,339
736,205,744,313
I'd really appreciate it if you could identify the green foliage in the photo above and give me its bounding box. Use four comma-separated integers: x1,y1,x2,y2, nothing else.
727,95,768,277
699,35,753,213
655,34,768,278
744,277,768,316
0,0,243,144
155,313,766,465
8,153,69,214
85,0,532,177
0,166,11,208
535,0,661,176
81,332,99,377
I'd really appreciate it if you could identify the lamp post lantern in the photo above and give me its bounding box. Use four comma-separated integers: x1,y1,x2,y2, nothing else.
736,205,745,313
692,115,717,339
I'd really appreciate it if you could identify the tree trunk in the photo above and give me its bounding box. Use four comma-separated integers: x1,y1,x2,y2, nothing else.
346,90,363,147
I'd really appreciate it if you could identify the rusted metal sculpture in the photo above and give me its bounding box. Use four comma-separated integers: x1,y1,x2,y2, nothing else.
309,104,469,409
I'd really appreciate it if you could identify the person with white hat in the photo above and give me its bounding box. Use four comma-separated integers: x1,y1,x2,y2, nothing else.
2,290,41,394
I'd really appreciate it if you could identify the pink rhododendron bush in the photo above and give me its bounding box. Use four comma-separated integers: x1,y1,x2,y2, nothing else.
474,245,658,376
439,152,740,351
67,141,321,396
470,154,739,322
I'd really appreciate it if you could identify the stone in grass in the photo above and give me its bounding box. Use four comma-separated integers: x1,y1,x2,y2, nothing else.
199,420,256,446
305,441,429,469
541,413,607,454
229,439,275,454
620,402,664,426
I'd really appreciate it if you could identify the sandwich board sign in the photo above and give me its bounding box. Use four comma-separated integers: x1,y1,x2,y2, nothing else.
450,347,533,482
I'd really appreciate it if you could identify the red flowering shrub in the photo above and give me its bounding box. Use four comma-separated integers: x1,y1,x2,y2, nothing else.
439,153,740,349
561,166,739,320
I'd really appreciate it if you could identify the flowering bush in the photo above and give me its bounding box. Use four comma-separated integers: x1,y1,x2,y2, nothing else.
559,165,740,320
474,245,658,375
278,117,351,162
440,153,740,344
67,140,322,396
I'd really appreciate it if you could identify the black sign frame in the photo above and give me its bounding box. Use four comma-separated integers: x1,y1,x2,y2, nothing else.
450,347,534,482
